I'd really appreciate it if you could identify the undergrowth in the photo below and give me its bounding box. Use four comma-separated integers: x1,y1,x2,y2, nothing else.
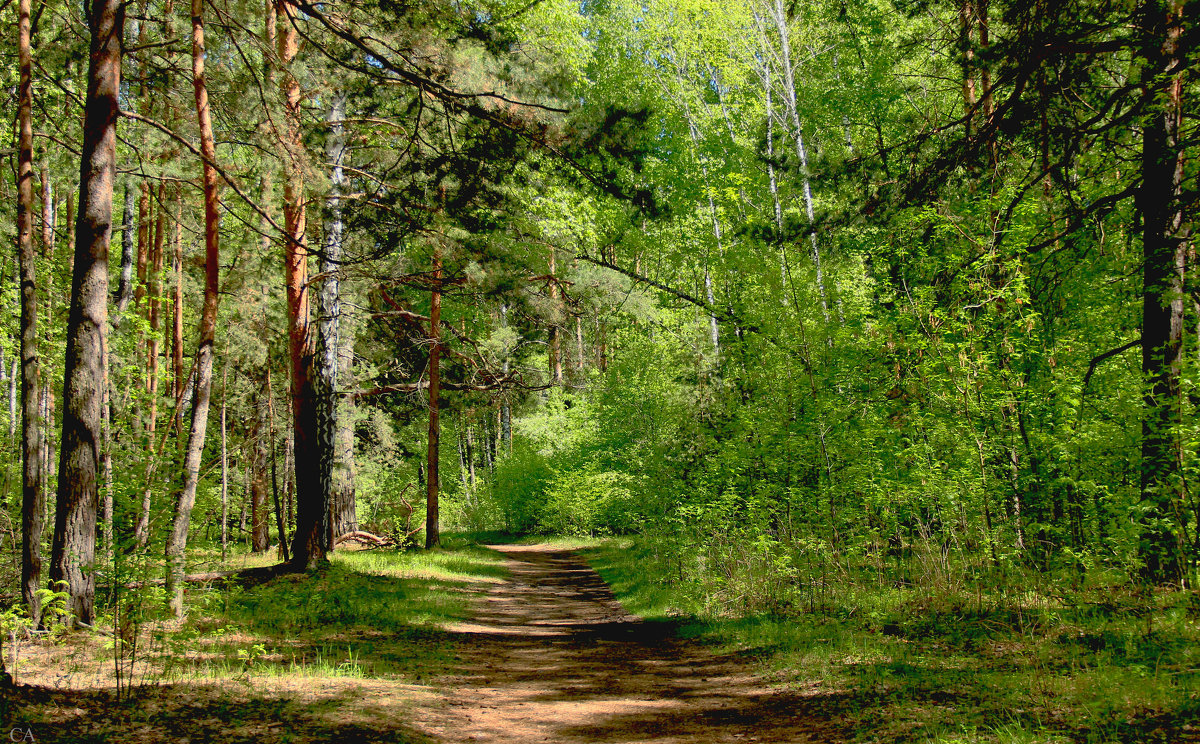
582,538,1200,744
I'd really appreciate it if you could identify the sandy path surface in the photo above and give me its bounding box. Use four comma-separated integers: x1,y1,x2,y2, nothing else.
413,544,844,744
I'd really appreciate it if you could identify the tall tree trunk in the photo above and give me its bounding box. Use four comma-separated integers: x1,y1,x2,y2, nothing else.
317,90,346,546
220,366,229,562
332,319,357,537
9,361,17,441
426,244,442,549
165,0,222,615
465,423,477,489
51,0,124,626
266,367,290,561
101,339,113,566
40,161,53,260
548,249,564,384
16,0,45,625
1138,0,1189,586
274,0,323,570
171,216,184,432
251,379,270,553
457,429,470,494
114,182,135,317
134,187,166,547
765,0,831,324
135,185,149,307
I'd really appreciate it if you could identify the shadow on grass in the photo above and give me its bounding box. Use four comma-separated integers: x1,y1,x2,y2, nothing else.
578,539,1200,743
163,549,515,682
0,682,436,743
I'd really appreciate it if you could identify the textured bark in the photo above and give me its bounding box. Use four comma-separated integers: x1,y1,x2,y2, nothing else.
51,0,124,625
317,91,346,545
251,386,270,553
548,250,564,384
40,161,53,260
17,0,45,624
266,368,290,561
1138,0,1189,585
114,183,136,317
166,0,222,615
135,185,149,306
275,0,324,570
171,212,185,422
134,187,167,548
8,361,16,441
332,321,358,538
220,369,229,561
426,246,442,549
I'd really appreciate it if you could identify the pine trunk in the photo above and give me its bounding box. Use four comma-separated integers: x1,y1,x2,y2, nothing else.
426,247,442,549
165,0,222,615
51,0,124,625
16,0,45,625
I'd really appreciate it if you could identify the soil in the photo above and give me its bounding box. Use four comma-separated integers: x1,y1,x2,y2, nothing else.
0,544,850,743
411,543,846,743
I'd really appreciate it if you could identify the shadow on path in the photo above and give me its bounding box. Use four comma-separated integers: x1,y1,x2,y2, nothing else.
416,544,850,744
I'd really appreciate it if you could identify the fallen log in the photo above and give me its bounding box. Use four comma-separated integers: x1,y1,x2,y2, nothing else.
334,530,394,548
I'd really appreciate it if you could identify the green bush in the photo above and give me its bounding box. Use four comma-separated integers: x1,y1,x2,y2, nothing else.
541,467,644,536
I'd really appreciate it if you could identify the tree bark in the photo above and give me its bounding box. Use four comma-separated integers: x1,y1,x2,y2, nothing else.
251,381,270,553
266,367,289,561
114,182,136,317
317,90,346,545
333,320,358,538
51,0,124,626
135,185,149,307
134,187,167,547
426,245,442,549
274,0,324,570
548,249,564,385
1138,0,1189,585
16,0,45,625
166,0,222,615
764,0,831,324
220,366,229,562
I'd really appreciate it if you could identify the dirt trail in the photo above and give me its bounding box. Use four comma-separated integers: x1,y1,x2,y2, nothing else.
414,544,843,744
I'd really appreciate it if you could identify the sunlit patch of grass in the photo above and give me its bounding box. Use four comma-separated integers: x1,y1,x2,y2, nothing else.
167,542,513,684
582,538,702,620
583,536,1200,743
336,544,510,584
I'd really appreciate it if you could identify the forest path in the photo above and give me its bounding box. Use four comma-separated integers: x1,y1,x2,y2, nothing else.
412,543,843,744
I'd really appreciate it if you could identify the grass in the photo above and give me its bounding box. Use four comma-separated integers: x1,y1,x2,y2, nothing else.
581,538,1200,744
2,535,511,742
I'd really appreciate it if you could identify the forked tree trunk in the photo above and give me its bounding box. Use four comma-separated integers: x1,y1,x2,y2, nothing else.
16,0,46,625
165,0,222,615
51,0,124,626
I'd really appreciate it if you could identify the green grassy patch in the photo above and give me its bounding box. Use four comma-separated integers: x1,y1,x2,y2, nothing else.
581,538,1200,744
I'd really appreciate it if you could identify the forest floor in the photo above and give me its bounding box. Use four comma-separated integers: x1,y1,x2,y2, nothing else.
1,540,1196,742
410,543,840,743
0,542,845,743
